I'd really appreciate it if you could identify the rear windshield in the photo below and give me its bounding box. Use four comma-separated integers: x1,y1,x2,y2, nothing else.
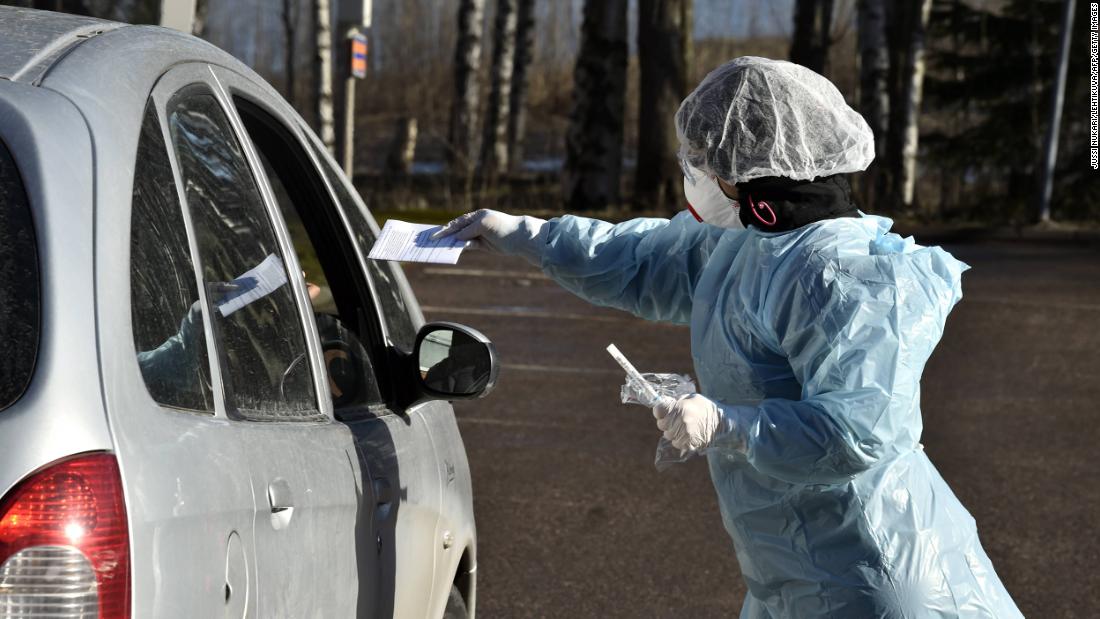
0,138,40,410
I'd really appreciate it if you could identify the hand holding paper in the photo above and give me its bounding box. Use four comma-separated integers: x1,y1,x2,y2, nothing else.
368,220,469,264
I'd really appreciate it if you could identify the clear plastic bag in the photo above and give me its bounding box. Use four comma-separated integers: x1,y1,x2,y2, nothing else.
621,373,699,471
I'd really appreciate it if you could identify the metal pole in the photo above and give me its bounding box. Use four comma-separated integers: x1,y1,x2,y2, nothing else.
343,72,356,177
1037,0,1076,223
341,26,365,177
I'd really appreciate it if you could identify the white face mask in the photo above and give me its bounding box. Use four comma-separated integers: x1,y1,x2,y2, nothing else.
682,174,743,229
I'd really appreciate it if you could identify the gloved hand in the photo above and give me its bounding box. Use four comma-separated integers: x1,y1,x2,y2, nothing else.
652,394,721,452
432,209,548,265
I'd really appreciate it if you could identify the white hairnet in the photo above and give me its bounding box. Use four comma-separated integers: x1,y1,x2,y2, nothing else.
675,57,874,185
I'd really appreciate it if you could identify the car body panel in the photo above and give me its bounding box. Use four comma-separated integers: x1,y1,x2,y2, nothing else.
418,400,478,618
0,80,114,496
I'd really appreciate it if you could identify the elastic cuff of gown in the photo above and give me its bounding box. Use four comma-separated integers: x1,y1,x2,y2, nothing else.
711,403,751,454
509,216,549,267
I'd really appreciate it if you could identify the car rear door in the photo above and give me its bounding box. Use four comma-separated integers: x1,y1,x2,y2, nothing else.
159,67,362,618
103,64,260,618
208,64,450,618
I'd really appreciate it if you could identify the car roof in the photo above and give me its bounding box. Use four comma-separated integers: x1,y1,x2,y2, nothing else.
0,7,122,84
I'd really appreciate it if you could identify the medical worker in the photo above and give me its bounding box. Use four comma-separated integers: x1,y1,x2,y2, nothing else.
435,57,1022,617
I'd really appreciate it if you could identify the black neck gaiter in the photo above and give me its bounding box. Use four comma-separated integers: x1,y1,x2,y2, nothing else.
736,174,860,232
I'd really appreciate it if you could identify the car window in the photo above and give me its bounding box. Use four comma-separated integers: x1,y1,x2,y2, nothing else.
130,101,215,412
168,88,320,421
303,137,419,353
233,97,385,412
0,137,39,411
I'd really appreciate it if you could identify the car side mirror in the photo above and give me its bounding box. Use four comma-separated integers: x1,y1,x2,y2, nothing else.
413,322,499,401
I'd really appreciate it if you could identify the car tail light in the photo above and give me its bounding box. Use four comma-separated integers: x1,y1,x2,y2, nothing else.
0,453,130,618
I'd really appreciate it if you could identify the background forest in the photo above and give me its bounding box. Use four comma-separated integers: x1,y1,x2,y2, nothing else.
6,0,1098,224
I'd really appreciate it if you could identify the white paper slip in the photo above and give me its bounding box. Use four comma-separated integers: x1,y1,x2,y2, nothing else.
216,253,289,318
368,220,468,264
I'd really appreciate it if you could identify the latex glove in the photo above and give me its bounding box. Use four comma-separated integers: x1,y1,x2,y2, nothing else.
432,209,547,265
652,394,721,452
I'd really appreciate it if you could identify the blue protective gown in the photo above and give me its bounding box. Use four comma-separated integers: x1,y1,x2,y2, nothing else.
539,211,1023,618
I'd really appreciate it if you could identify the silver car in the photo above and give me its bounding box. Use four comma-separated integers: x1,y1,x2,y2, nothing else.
0,7,492,618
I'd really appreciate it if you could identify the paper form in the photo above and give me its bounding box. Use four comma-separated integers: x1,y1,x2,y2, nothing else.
215,253,289,318
367,220,468,264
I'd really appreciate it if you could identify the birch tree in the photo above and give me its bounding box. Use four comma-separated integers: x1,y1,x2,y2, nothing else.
314,0,335,153
480,0,519,177
448,0,486,174
563,0,629,211
506,0,536,174
635,0,692,211
1036,0,1076,222
895,0,933,209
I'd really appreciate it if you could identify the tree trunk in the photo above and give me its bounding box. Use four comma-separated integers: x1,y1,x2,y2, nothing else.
1036,0,1076,223
895,0,932,210
448,0,486,175
192,0,208,37
506,0,536,174
282,0,297,107
563,0,629,211
790,0,835,75
314,0,335,154
635,0,691,212
480,0,519,177
857,0,889,207
44,0,159,22
385,117,419,176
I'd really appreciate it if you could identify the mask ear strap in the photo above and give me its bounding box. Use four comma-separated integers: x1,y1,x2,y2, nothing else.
747,194,777,226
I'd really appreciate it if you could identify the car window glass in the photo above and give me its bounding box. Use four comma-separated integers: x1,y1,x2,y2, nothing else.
234,98,385,411
168,89,319,420
0,138,39,411
304,139,419,352
130,102,215,411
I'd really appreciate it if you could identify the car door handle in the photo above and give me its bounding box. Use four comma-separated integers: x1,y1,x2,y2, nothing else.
267,479,294,529
268,478,294,511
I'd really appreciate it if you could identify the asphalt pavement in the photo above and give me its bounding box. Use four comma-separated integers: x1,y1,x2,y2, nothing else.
404,236,1100,618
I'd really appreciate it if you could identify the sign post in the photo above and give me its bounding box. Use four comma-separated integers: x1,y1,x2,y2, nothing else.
351,32,368,79
342,28,368,176
336,1,372,177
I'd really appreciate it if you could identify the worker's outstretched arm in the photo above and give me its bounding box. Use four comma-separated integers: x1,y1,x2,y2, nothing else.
539,212,725,323
436,209,726,324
